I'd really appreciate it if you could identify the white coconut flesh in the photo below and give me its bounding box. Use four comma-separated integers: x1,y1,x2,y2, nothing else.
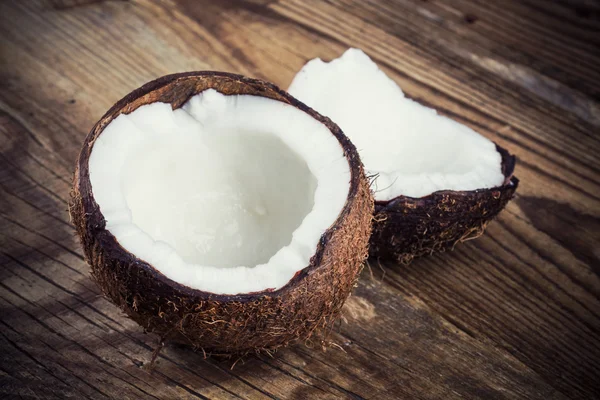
89,89,351,294
288,48,506,201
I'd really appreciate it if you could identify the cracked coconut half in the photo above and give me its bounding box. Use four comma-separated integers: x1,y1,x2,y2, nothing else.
289,49,518,263
70,72,373,354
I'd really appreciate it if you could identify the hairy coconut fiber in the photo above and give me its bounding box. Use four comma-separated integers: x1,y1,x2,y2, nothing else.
370,145,518,264
70,72,374,354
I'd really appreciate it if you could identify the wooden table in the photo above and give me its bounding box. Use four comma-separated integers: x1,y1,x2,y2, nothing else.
1,0,599,399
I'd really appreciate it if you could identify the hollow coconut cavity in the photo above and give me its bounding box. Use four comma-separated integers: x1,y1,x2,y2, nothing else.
70,72,373,353
289,49,518,263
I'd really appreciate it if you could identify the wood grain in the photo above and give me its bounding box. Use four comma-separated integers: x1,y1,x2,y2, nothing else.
1,0,599,398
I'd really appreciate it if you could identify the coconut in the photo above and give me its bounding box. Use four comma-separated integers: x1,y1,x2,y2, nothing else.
70,72,373,354
288,49,518,263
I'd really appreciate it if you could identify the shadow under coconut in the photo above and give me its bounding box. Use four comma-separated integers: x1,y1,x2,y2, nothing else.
22,288,258,396
368,221,506,285
163,331,376,398
162,341,325,393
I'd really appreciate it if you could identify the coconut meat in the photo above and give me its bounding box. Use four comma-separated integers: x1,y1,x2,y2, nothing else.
89,90,350,294
288,48,506,200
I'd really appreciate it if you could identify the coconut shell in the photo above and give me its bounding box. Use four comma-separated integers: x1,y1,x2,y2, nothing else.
70,72,374,354
369,145,518,264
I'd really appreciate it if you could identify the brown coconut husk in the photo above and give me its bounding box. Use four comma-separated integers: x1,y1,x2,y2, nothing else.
69,72,374,355
369,145,518,264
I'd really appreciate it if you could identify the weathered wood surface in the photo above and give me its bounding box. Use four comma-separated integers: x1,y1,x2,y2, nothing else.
1,0,599,398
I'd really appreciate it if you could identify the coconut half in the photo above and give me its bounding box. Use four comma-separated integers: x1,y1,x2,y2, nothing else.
70,72,373,353
289,49,518,263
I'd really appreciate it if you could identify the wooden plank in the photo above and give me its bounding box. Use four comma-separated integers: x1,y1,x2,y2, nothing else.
0,0,598,398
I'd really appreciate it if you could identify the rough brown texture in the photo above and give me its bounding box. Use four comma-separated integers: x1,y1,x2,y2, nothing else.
370,145,518,263
69,72,374,354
